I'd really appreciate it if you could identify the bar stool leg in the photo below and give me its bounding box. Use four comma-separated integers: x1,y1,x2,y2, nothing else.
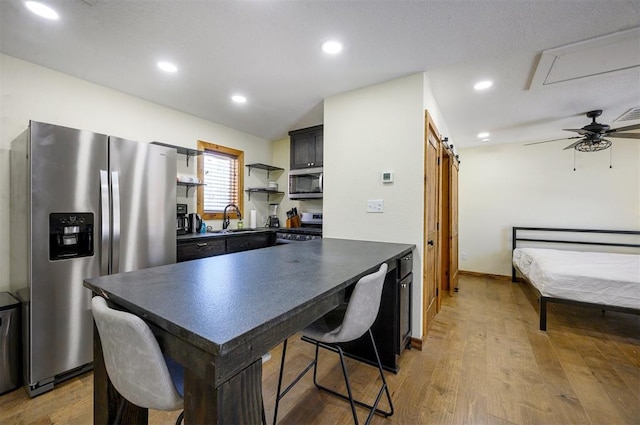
273,339,289,425
307,331,394,425
336,346,359,425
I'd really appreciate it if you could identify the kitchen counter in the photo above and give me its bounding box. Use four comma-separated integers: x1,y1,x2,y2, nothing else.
177,227,322,241
276,227,322,236
84,238,414,424
177,227,275,241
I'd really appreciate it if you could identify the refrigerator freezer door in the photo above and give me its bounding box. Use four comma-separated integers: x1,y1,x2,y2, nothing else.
28,121,108,386
109,137,177,272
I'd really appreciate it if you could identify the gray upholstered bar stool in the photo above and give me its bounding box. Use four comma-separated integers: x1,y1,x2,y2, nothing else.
273,263,394,425
91,296,185,425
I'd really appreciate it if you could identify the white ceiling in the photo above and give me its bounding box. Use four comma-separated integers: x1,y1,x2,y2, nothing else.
1,0,639,149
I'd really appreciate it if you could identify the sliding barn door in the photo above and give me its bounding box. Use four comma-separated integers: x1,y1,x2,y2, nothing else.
449,158,459,295
423,112,441,335
440,152,451,295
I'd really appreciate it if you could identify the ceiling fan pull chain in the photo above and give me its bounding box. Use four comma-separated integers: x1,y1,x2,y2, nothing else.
573,149,577,171
610,145,613,169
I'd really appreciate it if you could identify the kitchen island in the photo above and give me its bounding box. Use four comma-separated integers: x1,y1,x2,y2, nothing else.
84,238,414,424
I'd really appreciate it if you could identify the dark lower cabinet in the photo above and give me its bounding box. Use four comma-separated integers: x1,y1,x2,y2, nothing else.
177,232,277,262
339,253,413,373
399,272,412,352
226,233,275,254
177,238,226,262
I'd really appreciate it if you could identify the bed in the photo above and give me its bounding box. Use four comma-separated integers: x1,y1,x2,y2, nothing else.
511,227,640,331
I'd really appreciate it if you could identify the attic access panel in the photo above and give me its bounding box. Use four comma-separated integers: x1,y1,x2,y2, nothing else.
529,27,640,89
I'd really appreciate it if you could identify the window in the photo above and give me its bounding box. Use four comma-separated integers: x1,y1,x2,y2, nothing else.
197,140,244,220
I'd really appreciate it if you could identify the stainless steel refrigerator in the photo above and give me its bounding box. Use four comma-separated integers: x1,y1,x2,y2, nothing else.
10,121,177,396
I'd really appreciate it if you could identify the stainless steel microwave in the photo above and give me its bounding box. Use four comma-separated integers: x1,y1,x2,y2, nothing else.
289,167,323,199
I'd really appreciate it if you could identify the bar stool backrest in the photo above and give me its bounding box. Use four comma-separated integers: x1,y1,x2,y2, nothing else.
330,263,388,343
91,297,183,411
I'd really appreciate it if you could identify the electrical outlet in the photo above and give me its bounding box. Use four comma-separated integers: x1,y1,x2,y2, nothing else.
367,199,384,213
461,252,468,260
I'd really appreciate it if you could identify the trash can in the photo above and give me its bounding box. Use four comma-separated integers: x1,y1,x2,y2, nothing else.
0,292,21,395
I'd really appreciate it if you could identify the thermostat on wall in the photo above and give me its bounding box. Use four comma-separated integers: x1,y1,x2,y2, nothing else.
381,171,394,183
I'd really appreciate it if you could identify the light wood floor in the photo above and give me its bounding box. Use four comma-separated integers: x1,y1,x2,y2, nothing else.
1,274,639,424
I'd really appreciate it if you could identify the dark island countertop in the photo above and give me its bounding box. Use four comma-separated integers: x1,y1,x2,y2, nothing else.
84,238,413,359
85,238,414,423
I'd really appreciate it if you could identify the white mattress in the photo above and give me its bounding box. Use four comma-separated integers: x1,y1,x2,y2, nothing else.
513,248,640,309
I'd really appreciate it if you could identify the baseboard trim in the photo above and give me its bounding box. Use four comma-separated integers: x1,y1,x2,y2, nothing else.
410,337,423,351
459,270,511,281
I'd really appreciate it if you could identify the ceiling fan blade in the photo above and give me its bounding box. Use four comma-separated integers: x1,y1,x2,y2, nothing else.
606,132,640,139
608,123,640,133
563,128,593,135
524,136,580,146
563,139,585,150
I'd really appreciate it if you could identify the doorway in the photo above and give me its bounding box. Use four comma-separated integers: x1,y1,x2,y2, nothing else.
423,111,441,335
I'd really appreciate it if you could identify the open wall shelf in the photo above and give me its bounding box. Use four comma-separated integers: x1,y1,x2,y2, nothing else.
246,163,284,178
245,188,284,201
151,141,204,167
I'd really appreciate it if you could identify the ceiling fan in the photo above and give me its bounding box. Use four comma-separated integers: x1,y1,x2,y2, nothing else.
527,110,640,152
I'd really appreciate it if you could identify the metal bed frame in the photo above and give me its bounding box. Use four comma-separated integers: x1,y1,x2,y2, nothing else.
511,227,640,331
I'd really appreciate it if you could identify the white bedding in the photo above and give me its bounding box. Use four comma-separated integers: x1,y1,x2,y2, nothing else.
513,248,640,309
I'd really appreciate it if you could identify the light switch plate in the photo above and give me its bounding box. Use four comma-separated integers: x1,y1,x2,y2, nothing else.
367,199,384,213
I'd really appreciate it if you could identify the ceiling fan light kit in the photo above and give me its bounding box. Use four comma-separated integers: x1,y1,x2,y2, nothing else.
527,109,640,152
574,139,612,153
522,108,639,171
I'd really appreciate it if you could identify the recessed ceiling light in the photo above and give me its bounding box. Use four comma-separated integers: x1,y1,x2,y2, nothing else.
321,40,343,55
25,1,59,20
481,138,490,142
231,95,247,104
157,61,178,73
474,80,493,91
477,132,490,139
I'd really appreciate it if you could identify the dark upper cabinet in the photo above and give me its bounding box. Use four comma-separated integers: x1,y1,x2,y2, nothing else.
289,125,323,170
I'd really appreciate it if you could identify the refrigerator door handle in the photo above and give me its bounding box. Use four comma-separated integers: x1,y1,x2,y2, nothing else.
100,170,110,275
111,171,121,274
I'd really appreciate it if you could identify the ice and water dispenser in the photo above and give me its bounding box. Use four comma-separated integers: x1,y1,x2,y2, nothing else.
49,213,94,260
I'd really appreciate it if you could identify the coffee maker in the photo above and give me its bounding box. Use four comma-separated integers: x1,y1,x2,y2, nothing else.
176,204,188,235
188,213,202,234
266,203,279,228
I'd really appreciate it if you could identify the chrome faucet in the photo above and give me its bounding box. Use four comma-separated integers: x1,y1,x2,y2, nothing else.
222,204,242,230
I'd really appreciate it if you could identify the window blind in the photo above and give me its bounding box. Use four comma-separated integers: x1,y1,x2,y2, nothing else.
202,151,238,212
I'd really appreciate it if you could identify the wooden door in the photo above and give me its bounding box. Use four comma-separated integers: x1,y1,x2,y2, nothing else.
440,152,451,294
423,112,440,335
449,159,459,294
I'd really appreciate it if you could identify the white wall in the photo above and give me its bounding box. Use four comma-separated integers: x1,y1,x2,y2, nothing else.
324,73,449,338
0,54,272,293
458,140,640,276
423,73,451,140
